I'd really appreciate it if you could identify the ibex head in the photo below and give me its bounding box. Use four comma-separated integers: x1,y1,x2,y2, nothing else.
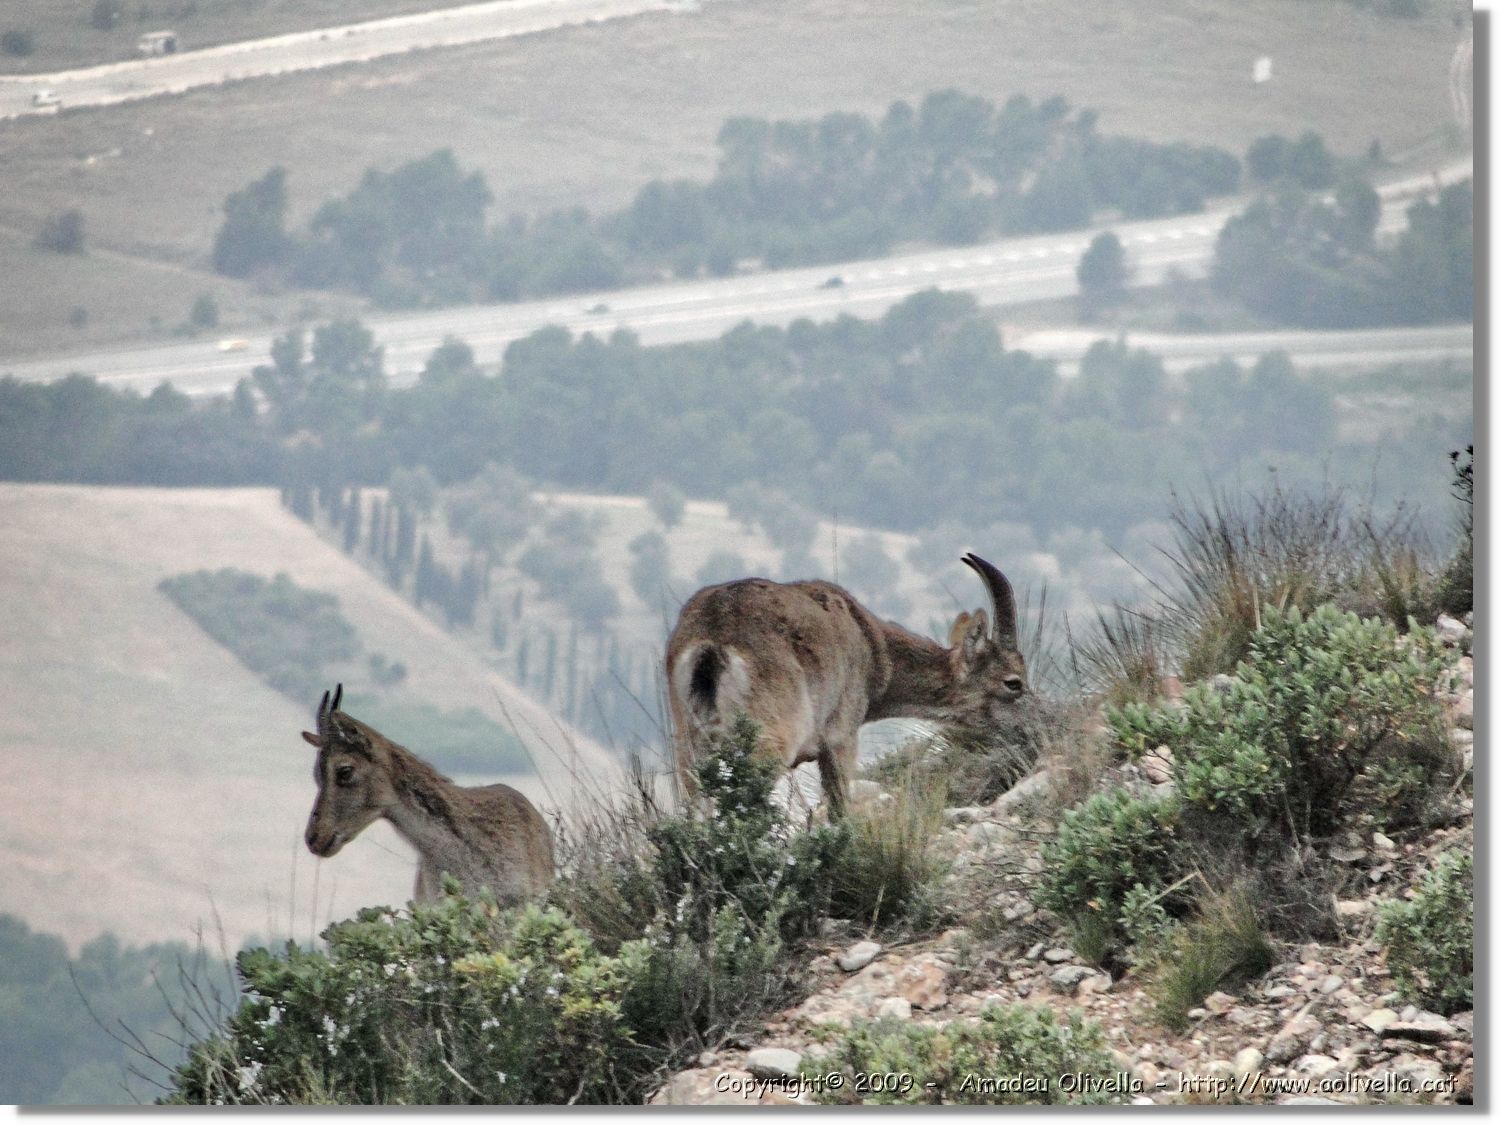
939,553,1028,725
301,684,393,858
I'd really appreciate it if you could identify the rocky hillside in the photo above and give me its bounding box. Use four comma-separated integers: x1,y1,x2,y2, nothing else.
652,611,1475,1107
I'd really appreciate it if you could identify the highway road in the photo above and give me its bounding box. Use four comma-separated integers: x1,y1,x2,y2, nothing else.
0,0,685,121
0,157,1472,397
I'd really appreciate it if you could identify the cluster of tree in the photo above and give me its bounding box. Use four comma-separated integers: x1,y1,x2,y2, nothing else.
157,568,361,695
0,913,223,1104
1214,177,1472,327
0,374,273,485
210,91,1241,307
292,463,660,749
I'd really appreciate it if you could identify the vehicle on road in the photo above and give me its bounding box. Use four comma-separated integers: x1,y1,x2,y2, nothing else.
819,275,845,289
31,90,61,108
586,302,611,315
216,338,250,353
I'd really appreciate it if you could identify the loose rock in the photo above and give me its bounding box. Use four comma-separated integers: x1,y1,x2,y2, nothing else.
837,941,881,973
746,1047,802,1080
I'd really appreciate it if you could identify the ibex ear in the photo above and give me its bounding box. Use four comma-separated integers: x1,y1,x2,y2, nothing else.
301,731,321,748
949,609,991,679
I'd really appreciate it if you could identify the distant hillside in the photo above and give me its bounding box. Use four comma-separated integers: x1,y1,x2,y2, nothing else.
0,483,614,952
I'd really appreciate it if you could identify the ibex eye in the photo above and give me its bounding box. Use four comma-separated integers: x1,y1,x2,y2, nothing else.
335,765,355,785
1004,676,1025,694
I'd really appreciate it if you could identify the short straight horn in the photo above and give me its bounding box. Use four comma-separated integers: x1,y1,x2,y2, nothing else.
961,553,1018,649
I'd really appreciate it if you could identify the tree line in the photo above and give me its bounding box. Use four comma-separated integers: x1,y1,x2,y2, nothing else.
1,283,1460,542
210,91,1242,307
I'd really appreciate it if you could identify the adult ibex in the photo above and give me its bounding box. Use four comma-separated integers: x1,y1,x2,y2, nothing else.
301,685,555,905
666,553,1028,814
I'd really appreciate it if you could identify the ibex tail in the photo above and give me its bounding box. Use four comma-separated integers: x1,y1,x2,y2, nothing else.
673,642,750,725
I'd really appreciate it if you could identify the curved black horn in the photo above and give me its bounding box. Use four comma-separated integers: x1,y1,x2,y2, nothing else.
331,683,343,712
961,553,1018,648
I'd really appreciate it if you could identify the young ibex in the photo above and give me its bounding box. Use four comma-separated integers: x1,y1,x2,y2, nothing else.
666,552,1028,814
301,685,555,905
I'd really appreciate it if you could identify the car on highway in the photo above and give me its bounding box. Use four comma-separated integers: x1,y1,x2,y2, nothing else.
818,275,845,289
31,90,61,109
216,337,250,353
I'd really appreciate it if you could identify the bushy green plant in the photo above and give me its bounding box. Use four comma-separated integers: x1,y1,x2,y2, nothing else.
1036,788,1185,949
801,1004,1128,1105
1377,850,1473,1016
554,714,850,1065
158,569,359,695
168,897,636,1105
1111,604,1447,844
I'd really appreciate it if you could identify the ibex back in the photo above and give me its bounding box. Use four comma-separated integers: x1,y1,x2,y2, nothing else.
301,685,555,905
666,553,1027,814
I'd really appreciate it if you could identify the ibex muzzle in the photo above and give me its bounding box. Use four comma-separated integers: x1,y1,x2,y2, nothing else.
666,552,1028,814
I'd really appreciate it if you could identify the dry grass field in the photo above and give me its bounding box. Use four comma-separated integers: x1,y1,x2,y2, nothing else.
0,483,614,952
0,0,1466,354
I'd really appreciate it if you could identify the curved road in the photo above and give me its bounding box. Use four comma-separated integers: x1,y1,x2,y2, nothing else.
0,158,1472,395
0,0,685,120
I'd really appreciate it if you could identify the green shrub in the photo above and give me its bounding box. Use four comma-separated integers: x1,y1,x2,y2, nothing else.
1377,850,1473,1015
158,569,359,695
552,714,851,1068
168,898,637,1105
1111,603,1447,845
1036,788,1186,949
801,1004,1128,1105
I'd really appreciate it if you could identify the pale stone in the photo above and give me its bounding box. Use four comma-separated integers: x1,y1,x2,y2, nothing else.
1435,614,1469,647
837,940,881,972
1335,899,1373,918
1265,1011,1323,1064
1042,947,1075,963
1295,1054,1339,1078
1232,1047,1264,1078
895,960,950,1010
1330,845,1367,863
1078,973,1113,996
650,1068,762,1106
1204,990,1237,1015
1049,964,1098,994
967,820,1014,847
1319,975,1344,994
1360,1009,1398,1033
746,1047,802,1080
1142,745,1174,784
875,996,912,1020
